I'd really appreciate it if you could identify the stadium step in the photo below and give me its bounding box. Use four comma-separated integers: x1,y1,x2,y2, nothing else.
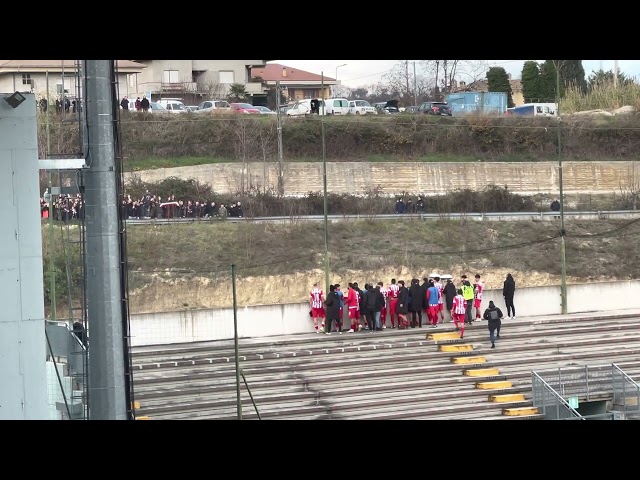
502,406,539,416
489,393,526,403
464,367,501,377
452,355,486,365
476,380,513,390
439,344,474,352
427,332,462,341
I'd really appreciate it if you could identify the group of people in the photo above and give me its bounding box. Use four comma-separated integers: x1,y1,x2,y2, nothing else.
120,96,150,112
394,197,426,214
122,191,244,220
310,272,517,348
40,194,84,221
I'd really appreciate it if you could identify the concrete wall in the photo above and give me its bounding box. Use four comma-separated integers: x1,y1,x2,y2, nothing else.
129,280,640,346
0,92,48,419
125,161,640,196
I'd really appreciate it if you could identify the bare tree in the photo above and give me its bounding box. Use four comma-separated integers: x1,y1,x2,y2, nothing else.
257,120,276,193
232,117,260,193
196,72,226,99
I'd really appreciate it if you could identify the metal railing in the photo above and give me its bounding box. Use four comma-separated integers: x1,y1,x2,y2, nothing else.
612,363,640,412
532,372,583,420
537,365,613,401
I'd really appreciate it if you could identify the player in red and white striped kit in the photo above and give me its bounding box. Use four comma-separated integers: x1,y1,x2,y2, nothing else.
473,274,484,321
309,283,325,333
433,276,445,323
452,288,467,339
388,279,400,328
345,283,361,333
377,281,389,328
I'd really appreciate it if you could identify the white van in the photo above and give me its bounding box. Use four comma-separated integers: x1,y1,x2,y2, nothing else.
286,99,326,116
324,98,350,115
156,98,189,114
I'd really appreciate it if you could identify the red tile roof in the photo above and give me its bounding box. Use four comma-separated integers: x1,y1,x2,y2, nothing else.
251,63,335,82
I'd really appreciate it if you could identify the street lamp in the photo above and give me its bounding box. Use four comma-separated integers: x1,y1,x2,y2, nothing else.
335,64,347,96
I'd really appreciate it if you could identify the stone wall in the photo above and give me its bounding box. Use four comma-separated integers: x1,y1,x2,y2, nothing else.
125,161,640,196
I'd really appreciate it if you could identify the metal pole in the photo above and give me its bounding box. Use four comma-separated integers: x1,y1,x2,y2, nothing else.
48,173,56,321
232,264,242,420
82,60,128,420
275,80,284,195
413,61,417,105
321,73,330,294
46,70,51,156
555,61,568,314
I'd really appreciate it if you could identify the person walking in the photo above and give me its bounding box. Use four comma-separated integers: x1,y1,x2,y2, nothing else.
483,300,504,349
461,275,475,325
409,278,424,328
452,288,467,339
503,273,516,319
443,278,457,321
426,279,440,327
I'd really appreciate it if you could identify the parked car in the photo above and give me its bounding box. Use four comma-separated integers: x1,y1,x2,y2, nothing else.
417,101,452,116
230,103,261,114
195,100,232,113
404,105,420,114
348,99,377,115
373,100,400,114
186,105,199,112
324,98,350,115
149,102,168,113
255,106,277,115
286,99,325,116
156,99,189,113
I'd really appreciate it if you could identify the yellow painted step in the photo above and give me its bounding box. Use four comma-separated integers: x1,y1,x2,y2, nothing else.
489,393,526,403
132,401,141,410
439,344,473,352
452,356,486,365
476,380,513,390
427,332,462,341
136,416,151,420
464,368,500,377
502,407,539,416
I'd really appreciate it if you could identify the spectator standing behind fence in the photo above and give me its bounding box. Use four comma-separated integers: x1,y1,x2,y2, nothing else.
503,273,516,319
395,198,406,214
550,198,560,219
141,96,150,112
218,204,228,219
121,96,129,110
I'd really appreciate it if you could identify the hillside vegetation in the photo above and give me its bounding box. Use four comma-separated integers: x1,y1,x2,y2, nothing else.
38,113,640,171
43,217,640,314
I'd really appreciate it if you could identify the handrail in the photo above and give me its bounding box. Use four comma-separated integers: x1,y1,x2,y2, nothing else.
531,372,584,420
612,363,640,411
240,370,261,420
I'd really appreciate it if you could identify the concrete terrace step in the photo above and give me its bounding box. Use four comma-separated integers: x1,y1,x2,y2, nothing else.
129,309,640,357
131,317,640,364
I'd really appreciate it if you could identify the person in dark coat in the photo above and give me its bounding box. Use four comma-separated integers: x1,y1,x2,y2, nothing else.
503,273,516,319
443,278,457,317
483,300,504,348
409,278,424,327
324,285,342,334
362,284,376,331
396,280,410,329
372,284,385,331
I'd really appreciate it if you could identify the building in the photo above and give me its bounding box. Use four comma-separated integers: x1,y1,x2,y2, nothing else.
128,60,269,104
251,63,335,103
452,76,525,106
0,60,145,100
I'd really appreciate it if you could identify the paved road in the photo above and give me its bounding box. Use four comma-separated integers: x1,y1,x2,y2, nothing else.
125,210,640,226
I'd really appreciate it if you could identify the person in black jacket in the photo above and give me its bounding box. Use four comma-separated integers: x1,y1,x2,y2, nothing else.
324,285,342,334
443,278,457,319
483,300,504,348
396,280,410,329
409,278,424,327
372,284,385,332
503,273,516,319
362,284,377,331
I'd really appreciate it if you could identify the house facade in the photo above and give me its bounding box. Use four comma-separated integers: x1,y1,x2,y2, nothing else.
128,60,269,103
0,60,145,100
251,63,335,103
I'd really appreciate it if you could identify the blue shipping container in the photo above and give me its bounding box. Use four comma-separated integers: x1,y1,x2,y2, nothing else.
445,92,507,116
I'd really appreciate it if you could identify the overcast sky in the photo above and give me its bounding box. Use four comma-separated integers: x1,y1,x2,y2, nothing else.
272,60,640,88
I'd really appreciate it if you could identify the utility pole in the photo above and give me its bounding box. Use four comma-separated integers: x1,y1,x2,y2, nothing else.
614,60,619,88
275,80,284,195
405,60,410,98
82,60,128,420
413,61,417,106
321,72,330,294
554,60,568,315
231,264,242,420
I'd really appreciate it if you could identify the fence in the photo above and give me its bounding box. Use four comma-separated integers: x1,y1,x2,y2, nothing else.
612,363,640,411
531,372,583,420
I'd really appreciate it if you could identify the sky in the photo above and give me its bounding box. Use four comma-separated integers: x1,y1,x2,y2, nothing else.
272,60,640,88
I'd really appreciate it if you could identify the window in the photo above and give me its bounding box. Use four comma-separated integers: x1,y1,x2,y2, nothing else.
219,71,234,84
216,101,230,108
22,74,32,85
163,70,180,83
128,74,136,87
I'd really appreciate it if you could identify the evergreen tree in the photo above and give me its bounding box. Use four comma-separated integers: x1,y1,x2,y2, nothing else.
588,69,633,90
486,66,514,108
561,60,587,93
539,60,560,101
521,61,541,103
